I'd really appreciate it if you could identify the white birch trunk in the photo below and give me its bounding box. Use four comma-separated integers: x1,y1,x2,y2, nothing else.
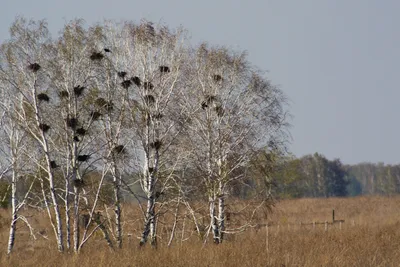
217,184,225,243
7,169,17,254
65,179,71,250
73,186,80,252
113,171,122,248
209,196,219,244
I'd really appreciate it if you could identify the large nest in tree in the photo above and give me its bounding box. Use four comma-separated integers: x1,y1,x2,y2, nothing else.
77,155,90,162
90,52,104,61
90,111,102,120
150,140,162,150
112,145,125,155
59,91,69,98
104,48,111,53
67,118,78,129
159,66,170,73
76,128,86,136
37,93,50,102
144,82,154,90
121,80,132,89
50,161,59,169
144,95,155,105
73,85,85,97
39,123,50,133
131,76,141,87
73,179,85,188
213,74,222,82
28,63,41,72
73,136,80,142
118,71,127,78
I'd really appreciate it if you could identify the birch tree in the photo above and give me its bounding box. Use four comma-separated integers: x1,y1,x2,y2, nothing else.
181,44,289,243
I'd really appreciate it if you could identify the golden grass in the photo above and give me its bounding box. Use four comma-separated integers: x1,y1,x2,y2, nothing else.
1,196,400,266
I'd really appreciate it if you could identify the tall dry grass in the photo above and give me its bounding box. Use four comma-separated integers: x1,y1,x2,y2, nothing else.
1,196,400,266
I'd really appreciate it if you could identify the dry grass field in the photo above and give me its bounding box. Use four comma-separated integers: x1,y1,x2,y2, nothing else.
1,196,400,266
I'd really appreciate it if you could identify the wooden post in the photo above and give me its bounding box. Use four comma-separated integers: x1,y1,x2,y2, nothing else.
325,221,328,232
332,209,335,223
265,224,269,253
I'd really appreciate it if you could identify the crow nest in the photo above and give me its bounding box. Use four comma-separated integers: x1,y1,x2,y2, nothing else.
90,52,104,61
67,117,78,129
112,145,125,155
73,85,85,97
104,48,111,53
90,111,102,120
159,66,170,73
201,95,216,109
118,71,127,79
39,123,50,133
144,95,155,105
76,127,86,136
73,178,85,188
143,82,154,90
77,155,90,162
28,63,41,72
73,136,80,142
150,140,162,150
213,74,223,82
131,76,141,87
59,90,69,98
50,160,59,169
121,79,132,89
37,93,50,102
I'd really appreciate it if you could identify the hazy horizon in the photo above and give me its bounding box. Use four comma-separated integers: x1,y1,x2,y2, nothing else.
1,0,399,165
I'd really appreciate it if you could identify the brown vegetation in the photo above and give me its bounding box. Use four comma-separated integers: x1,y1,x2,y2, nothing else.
1,196,400,266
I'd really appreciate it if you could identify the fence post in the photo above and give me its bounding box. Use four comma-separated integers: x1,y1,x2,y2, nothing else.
265,224,269,253
332,209,335,223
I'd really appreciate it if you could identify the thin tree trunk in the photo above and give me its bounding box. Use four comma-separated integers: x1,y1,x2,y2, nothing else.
217,186,225,243
209,196,219,244
113,173,122,248
7,170,17,254
73,186,80,252
65,179,71,250
32,80,64,252
140,124,158,247
140,185,155,246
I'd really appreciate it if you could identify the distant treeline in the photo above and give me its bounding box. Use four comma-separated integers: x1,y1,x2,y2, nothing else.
272,153,400,198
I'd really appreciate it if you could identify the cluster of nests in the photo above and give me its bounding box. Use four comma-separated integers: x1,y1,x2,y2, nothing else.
27,47,111,73
36,84,87,104
118,66,169,88
199,74,224,116
201,95,224,117
30,55,172,109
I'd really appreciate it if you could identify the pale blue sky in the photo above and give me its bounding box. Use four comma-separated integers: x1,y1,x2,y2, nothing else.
1,0,399,164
